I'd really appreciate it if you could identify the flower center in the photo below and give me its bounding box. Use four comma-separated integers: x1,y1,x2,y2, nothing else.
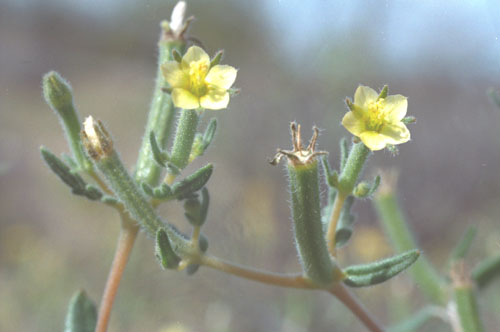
365,99,388,132
188,61,208,97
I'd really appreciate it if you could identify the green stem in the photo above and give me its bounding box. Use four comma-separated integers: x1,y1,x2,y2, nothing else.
134,35,185,185
288,160,337,286
98,152,163,235
338,142,370,195
374,192,446,304
453,274,484,332
169,109,200,170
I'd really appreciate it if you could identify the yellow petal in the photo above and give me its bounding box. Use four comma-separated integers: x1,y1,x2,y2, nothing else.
341,111,365,136
162,61,188,89
182,46,210,68
354,85,378,108
200,87,229,110
384,95,408,122
171,88,200,109
359,131,390,151
205,65,237,89
380,123,410,145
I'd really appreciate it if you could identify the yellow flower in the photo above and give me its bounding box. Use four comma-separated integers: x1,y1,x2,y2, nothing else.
342,85,411,151
161,46,237,110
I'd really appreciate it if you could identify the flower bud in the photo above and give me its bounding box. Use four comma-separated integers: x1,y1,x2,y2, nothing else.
81,116,113,160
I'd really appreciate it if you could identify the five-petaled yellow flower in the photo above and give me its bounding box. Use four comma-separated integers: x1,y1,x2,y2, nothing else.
342,85,411,151
162,46,237,110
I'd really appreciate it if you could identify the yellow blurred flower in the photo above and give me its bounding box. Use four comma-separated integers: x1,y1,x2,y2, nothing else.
162,46,237,110
342,85,410,151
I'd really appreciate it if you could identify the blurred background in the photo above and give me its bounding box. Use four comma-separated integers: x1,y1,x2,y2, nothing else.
1,0,500,331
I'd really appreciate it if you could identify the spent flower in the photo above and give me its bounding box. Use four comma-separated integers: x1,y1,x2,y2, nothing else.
342,85,411,151
162,46,237,110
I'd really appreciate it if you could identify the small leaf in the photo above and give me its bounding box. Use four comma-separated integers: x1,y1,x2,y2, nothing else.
150,131,169,167
368,175,381,196
472,253,500,289
41,147,101,200
449,226,477,263
343,249,420,287
64,290,97,332
101,195,119,206
172,163,213,199
321,156,338,188
156,228,181,269
183,187,209,227
142,182,173,200
202,118,217,151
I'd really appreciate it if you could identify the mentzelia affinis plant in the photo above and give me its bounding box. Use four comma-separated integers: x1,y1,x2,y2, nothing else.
40,2,500,332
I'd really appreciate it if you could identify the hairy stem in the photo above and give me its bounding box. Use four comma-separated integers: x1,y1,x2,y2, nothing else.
330,284,385,332
95,218,139,332
200,255,314,289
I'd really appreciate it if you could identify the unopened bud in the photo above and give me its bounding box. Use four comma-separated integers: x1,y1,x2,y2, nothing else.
82,116,113,160
42,71,73,112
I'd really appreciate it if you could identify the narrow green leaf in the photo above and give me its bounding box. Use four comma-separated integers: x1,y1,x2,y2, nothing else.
156,228,181,269
142,182,173,200
343,249,420,287
368,175,381,196
321,156,338,188
64,290,97,332
41,147,101,201
150,131,168,167
450,226,477,262
183,187,209,227
172,163,213,199
472,253,500,289
202,118,217,151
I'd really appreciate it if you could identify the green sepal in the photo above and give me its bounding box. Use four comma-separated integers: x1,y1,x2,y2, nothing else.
335,195,356,248
210,50,224,68
64,290,97,332
150,131,170,167
343,249,420,287
449,226,477,263
378,85,388,100
401,116,416,125
321,156,339,188
339,137,349,171
171,163,213,199
156,228,181,269
183,187,209,227
386,144,399,156
472,253,500,289
141,182,173,200
40,147,102,201
172,49,182,63
186,234,209,276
